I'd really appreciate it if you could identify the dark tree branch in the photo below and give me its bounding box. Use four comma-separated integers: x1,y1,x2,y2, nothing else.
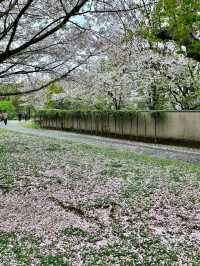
0,0,89,63
0,54,93,96
6,0,34,52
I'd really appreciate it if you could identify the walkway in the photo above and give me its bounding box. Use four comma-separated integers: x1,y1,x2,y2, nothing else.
2,120,200,163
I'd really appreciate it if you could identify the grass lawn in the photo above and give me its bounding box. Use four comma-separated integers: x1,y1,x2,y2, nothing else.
0,129,200,265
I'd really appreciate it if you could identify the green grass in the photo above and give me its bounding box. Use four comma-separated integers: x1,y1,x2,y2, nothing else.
0,232,40,265
0,174,15,187
63,227,88,238
40,255,70,266
0,232,70,266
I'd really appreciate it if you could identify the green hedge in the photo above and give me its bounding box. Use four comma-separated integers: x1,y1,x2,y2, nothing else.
36,109,139,119
36,109,166,120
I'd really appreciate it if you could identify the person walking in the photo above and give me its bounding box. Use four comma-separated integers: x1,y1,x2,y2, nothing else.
2,110,8,125
18,112,22,122
21,112,25,121
24,112,28,121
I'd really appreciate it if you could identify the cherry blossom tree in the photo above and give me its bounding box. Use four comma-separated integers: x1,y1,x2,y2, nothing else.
1,0,198,112
0,0,144,97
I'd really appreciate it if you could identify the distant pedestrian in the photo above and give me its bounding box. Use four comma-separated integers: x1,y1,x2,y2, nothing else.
24,112,28,121
2,110,8,125
18,112,22,121
21,112,25,121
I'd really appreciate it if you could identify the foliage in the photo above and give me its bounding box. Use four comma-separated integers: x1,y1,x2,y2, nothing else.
46,84,64,107
94,96,114,111
129,1,200,61
0,100,16,119
47,98,91,110
47,84,64,95
37,108,168,125
21,122,41,129
151,0,200,61
11,95,24,112
36,108,139,120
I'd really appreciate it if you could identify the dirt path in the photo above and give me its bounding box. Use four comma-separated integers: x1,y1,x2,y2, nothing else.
3,120,200,163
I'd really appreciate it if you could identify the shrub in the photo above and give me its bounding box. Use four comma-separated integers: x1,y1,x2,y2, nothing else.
0,100,16,119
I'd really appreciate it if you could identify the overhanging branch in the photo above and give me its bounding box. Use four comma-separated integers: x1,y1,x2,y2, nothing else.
0,54,93,96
